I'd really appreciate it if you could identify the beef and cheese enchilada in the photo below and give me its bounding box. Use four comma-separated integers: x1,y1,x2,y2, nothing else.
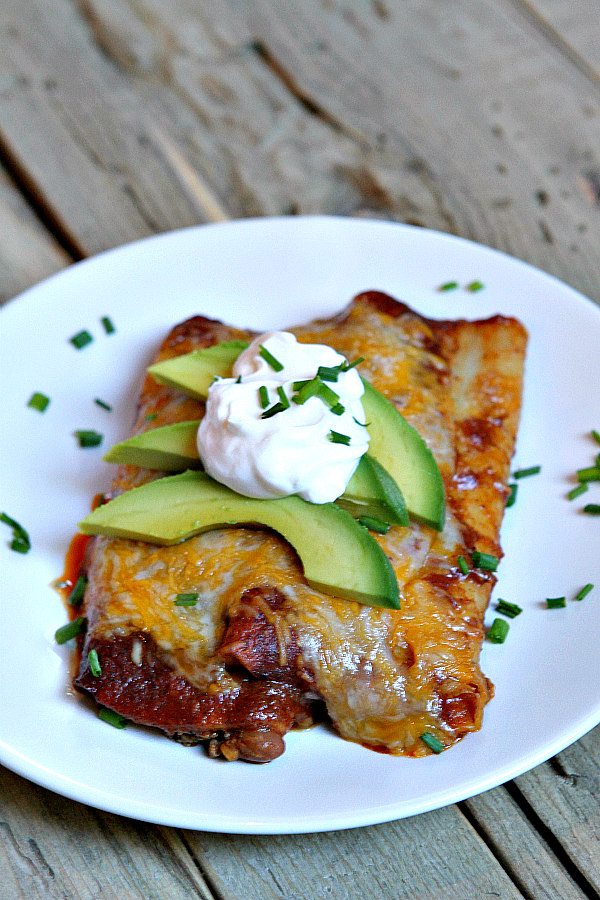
75,290,527,762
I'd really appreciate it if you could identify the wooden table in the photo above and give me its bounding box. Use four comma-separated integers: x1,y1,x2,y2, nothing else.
1,2,599,897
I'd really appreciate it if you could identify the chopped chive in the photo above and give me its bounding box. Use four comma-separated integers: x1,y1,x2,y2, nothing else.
291,379,310,391
145,412,157,421
261,401,287,419
292,377,322,405
466,280,485,292
174,592,199,606
471,550,499,572
1,512,31,553
98,708,127,728
316,381,341,408
576,467,600,483
513,465,541,479
317,365,341,382
101,316,115,335
67,574,87,606
591,429,600,445
567,483,588,501
70,330,93,350
487,618,509,643
596,453,600,468
546,596,566,609
276,386,290,409
258,385,269,409
358,516,390,534
329,430,351,446
342,357,365,371
353,417,370,428
457,555,470,575
438,281,458,292
27,392,50,412
331,403,345,416
505,483,518,508
420,732,444,753
575,583,594,602
54,616,86,645
235,375,242,384
583,504,600,515
496,599,522,618
74,430,103,448
259,344,284,372
94,398,112,411
88,648,102,677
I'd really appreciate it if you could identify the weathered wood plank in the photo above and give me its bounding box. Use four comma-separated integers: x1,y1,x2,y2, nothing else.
184,806,524,900
0,766,214,900
518,0,600,76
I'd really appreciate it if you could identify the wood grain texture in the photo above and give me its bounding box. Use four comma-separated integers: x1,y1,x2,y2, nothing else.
519,0,600,77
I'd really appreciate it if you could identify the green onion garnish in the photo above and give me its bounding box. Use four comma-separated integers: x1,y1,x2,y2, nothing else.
235,375,242,384
505,483,518,508
174,592,199,606
576,467,600,483
67,574,87,606
457,555,469,575
353,417,370,428
145,412,158,421
276,386,290,409
546,596,566,609
98,708,127,728
329,430,351,446
513,465,541,479
101,316,115,335
291,379,310,391
261,402,287,420
331,403,345,416
591,429,600,445
74,430,103,448
317,365,341,382
1,512,31,554
471,551,499,572
583,504,600,515
316,381,341,408
567,483,588,501
496,599,522,618
70,330,93,350
358,516,390,534
258,386,269,409
438,281,458,292
88,648,102,677
54,616,86,645
487,618,509,643
420,733,444,753
575,583,594,602
94,398,112,411
292,377,322,405
466,280,485,293
342,357,365,371
27,392,50,412
259,344,284,372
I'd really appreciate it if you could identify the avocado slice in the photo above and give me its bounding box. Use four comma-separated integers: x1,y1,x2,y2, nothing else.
148,341,445,529
79,471,399,609
103,421,408,526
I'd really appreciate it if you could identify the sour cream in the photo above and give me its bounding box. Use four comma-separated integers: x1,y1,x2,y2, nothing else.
197,332,369,503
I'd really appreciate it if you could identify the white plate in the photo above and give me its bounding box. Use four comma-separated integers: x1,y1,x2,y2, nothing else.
1,217,599,834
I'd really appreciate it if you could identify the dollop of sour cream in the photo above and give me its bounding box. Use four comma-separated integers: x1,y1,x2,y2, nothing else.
197,332,369,503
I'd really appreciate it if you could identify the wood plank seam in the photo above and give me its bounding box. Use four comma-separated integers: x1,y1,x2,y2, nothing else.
177,831,228,900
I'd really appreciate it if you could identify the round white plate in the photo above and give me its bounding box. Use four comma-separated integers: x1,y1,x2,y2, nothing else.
1,217,599,834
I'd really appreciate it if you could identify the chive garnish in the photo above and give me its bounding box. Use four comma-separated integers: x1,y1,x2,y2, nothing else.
457,555,469,576
438,281,458,292
27,392,50,412
505,483,518,508
235,375,242,384
292,379,311,391
98,708,127,728
342,357,365,371
317,365,341,382
471,551,499,572
353,417,370,428
567,483,588,501
576,467,600,483
329,430,351,446
74,430,103,448
513,465,541,479
466,280,485,293
316,381,341,408
276,386,290,409
583,504,600,515
487,618,509,643
55,616,86,645
420,733,444,753
261,401,287,419
331,403,345,416
101,316,115,335
258,385,269,409
358,516,390,534
67,574,87,606
546,596,566,609
259,344,284,372
88,648,102,677
575,583,594,601
496,599,522,618
1,512,31,554
174,592,199,606
292,377,322,405
94,398,112,411
70,330,93,350
592,429,600,445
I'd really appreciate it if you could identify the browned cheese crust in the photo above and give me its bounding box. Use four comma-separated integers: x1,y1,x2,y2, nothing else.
75,291,527,762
